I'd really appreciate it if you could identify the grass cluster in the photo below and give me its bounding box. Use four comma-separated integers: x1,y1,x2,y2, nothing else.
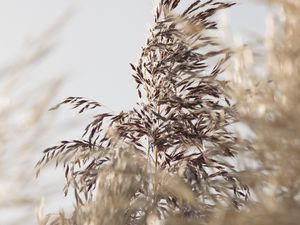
36,1,249,224
2,0,300,225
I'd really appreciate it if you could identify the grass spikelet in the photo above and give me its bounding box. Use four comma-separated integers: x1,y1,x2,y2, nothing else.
37,1,250,224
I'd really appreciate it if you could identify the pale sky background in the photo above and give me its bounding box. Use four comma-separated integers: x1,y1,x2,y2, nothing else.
0,0,268,224
0,0,268,111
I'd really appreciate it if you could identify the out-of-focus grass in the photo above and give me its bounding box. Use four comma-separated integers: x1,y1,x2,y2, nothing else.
215,0,300,224
0,10,74,225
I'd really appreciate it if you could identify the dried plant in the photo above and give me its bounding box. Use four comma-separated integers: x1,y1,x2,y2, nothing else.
207,0,300,224
36,1,250,224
